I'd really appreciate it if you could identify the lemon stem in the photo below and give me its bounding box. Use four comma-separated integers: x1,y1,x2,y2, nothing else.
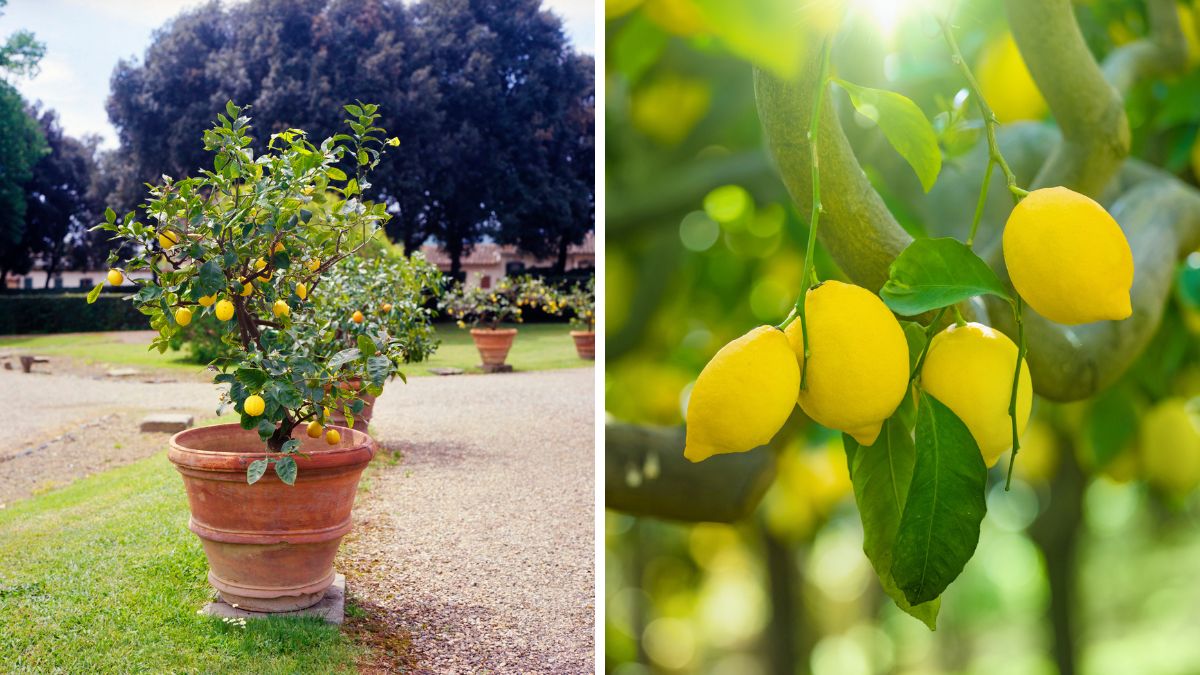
966,160,994,248
952,305,967,328
939,14,1025,206
908,306,947,384
781,38,834,389
1005,296,1027,490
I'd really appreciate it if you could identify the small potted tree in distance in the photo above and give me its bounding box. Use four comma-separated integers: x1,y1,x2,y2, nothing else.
560,277,595,360
303,250,443,430
443,275,551,371
90,101,404,612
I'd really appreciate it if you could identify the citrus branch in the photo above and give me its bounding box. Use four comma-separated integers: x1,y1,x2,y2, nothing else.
777,39,833,390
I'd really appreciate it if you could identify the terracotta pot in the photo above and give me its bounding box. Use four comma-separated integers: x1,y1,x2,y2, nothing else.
570,330,595,360
470,328,517,366
168,423,375,612
329,378,377,432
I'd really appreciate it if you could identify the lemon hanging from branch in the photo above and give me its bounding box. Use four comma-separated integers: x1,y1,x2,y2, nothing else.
683,325,799,462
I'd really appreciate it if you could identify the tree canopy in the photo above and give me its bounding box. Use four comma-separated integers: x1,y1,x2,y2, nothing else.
105,0,595,274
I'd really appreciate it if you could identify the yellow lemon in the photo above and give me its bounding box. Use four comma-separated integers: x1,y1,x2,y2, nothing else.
198,293,217,307
1014,419,1058,483
244,394,265,417
381,302,392,313
295,282,307,300
976,31,1047,123
272,241,285,254
1139,398,1200,495
1003,187,1133,324
158,230,180,249
307,258,321,272
325,428,341,445
683,325,800,462
106,269,124,286
240,281,253,297
215,299,235,321
273,300,290,317
306,420,323,438
255,257,267,270
352,310,364,324
784,281,909,446
921,322,1033,467
323,406,333,420
174,307,192,327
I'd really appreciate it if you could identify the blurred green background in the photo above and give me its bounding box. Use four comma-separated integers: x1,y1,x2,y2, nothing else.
604,0,1200,673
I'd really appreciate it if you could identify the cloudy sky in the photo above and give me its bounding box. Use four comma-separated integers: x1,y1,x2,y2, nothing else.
0,0,594,149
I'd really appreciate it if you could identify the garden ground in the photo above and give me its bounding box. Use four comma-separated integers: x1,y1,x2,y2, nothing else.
0,343,594,672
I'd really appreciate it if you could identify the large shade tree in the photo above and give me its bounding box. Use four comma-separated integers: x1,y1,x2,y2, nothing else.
104,0,594,275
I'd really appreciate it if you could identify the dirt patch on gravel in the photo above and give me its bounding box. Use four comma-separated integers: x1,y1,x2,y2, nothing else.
0,410,180,506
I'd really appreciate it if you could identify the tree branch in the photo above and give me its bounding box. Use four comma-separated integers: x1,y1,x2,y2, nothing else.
1002,0,1130,197
1102,0,1189,94
754,47,911,292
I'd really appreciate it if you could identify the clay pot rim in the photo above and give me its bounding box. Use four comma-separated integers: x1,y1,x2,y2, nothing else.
569,330,595,337
169,423,374,473
470,328,518,336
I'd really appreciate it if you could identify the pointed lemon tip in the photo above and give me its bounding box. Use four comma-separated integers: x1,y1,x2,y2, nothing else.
1110,293,1132,321
683,443,710,463
848,421,884,446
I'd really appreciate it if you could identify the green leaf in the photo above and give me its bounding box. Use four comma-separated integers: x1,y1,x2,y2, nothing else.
104,206,116,223
844,419,940,630
329,348,361,371
356,334,377,357
274,456,297,485
246,459,268,485
197,259,225,296
891,394,988,606
366,354,391,385
833,78,942,192
280,438,301,454
900,321,927,374
692,0,808,80
349,398,366,414
326,166,347,181
235,367,269,391
880,238,1011,316
86,282,104,304
256,419,276,441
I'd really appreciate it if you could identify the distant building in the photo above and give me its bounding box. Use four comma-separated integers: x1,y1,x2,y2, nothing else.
420,231,595,289
4,264,152,291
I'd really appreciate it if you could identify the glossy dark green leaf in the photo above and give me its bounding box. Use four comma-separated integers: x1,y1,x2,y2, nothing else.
880,238,1011,316
891,394,988,606
235,367,269,391
356,334,377,357
197,259,225,296
366,354,391,385
329,348,360,371
274,456,297,485
280,439,301,455
246,459,268,485
845,419,940,630
900,321,927,374
834,78,941,191
256,419,275,441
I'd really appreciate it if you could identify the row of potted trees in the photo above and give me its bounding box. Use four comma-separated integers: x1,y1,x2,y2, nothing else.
442,275,596,368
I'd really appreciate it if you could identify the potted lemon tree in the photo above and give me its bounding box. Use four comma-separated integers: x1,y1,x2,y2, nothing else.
90,101,405,612
301,250,443,430
558,277,595,360
442,275,552,371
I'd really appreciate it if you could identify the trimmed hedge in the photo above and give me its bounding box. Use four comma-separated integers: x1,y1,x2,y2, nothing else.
0,291,146,335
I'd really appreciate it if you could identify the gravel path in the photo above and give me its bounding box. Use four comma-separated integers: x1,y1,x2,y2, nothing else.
340,367,595,673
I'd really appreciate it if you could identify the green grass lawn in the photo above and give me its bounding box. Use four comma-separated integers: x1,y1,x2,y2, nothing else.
0,322,589,376
0,444,367,673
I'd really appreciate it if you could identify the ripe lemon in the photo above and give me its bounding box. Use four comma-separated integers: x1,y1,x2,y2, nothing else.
352,310,364,324
306,420,323,438
1139,398,1200,495
325,428,341,445
976,31,1047,123
921,322,1032,467
382,303,392,313
198,293,217,307
783,281,908,446
683,325,800,462
240,281,253,297
158,230,180,249
295,282,307,300
106,269,123,285
273,300,290,317
215,299,235,321
174,307,192,327
272,241,285,254
1003,187,1133,324
307,258,321,272
244,394,266,417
